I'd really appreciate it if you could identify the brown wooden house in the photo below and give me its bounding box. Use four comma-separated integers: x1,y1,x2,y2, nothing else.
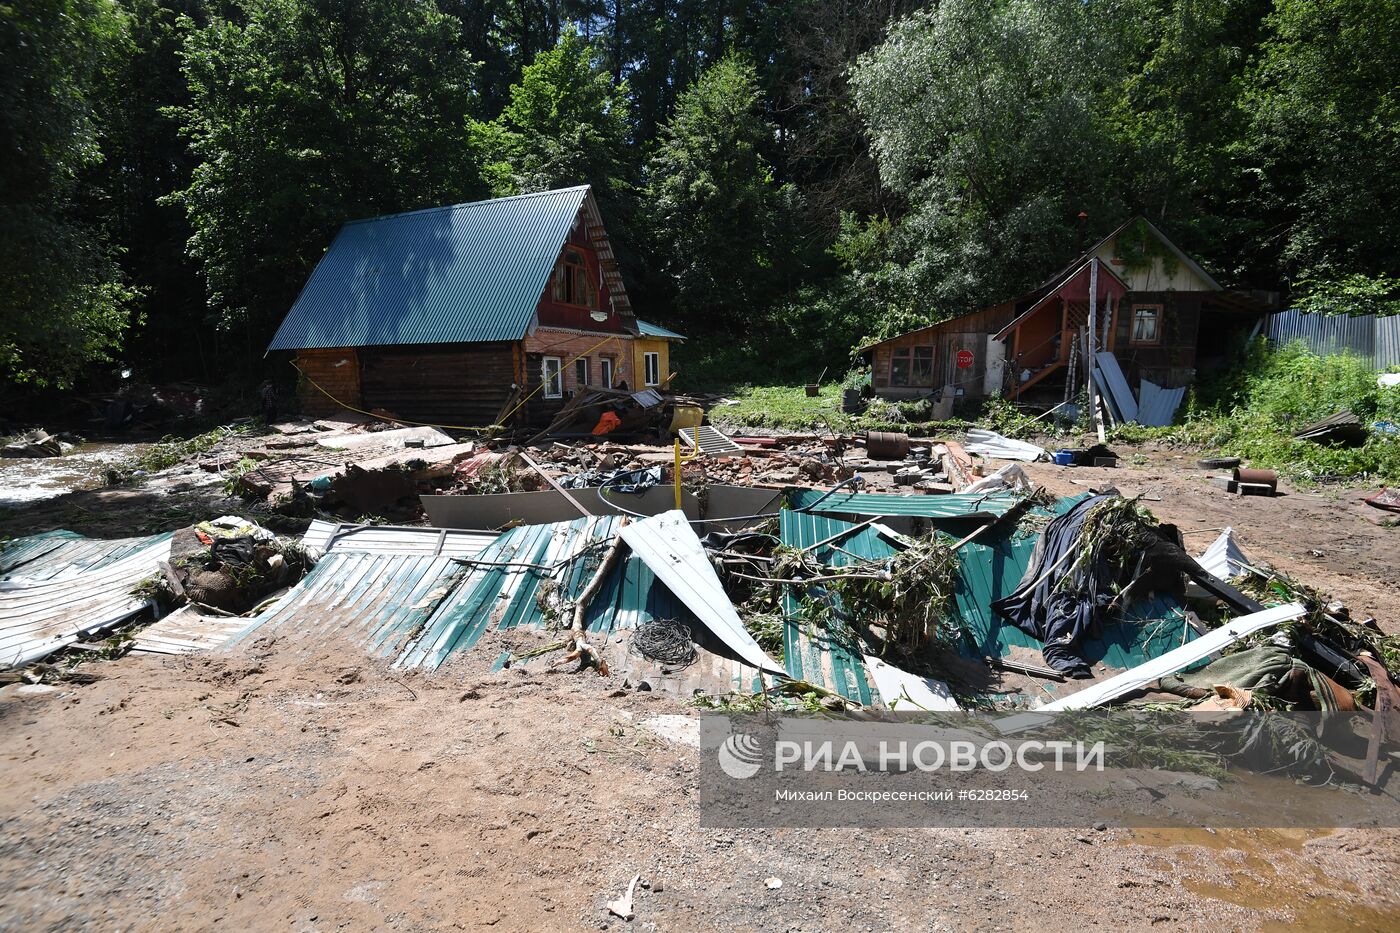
860,217,1271,402
267,185,681,427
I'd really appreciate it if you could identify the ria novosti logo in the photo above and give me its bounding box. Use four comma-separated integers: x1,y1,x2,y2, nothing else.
717,732,764,779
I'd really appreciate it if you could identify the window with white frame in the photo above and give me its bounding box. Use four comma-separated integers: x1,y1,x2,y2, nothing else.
542,356,563,398
574,357,589,390
1130,304,1163,346
599,357,614,388
643,351,660,387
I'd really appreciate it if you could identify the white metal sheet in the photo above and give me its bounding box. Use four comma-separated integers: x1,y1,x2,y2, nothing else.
994,601,1306,732
618,511,783,674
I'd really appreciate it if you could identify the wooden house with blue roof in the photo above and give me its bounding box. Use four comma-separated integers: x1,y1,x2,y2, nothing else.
267,185,684,426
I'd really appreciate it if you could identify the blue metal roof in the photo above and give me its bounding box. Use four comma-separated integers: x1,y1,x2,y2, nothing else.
636,320,686,340
267,186,591,351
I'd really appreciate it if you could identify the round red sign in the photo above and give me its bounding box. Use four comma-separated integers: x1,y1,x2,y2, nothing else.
956,349,974,369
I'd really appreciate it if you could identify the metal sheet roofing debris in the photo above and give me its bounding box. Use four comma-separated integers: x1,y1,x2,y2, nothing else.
1136,379,1186,428
130,605,248,656
786,486,1022,522
236,514,752,691
398,515,621,668
1197,527,1250,581
1,530,167,582
777,510,891,705
313,426,457,450
1,531,173,668
964,429,1045,462
996,602,1307,732
230,551,464,660
1094,351,1139,423
679,425,744,455
619,511,783,675
863,655,959,711
301,520,495,557
267,186,591,351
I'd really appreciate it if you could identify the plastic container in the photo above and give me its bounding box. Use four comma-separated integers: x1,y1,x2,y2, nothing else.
1052,450,1075,466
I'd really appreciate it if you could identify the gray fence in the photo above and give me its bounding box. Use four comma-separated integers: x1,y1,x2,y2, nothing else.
1267,309,1400,370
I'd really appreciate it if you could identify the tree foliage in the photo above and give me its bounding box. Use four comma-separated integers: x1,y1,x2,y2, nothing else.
1,0,134,388
645,55,801,332
169,0,485,345
5,0,1400,394
474,28,630,198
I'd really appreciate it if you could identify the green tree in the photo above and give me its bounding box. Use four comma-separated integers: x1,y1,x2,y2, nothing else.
0,0,135,389
645,54,799,332
170,0,485,359
850,0,1134,313
1244,0,1400,282
473,28,630,197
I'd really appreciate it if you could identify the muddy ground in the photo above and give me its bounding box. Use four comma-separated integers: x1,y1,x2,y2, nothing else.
4,641,1400,932
2,428,1399,930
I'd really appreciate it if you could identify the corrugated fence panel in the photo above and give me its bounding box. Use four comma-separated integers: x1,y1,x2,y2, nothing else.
1267,310,1400,368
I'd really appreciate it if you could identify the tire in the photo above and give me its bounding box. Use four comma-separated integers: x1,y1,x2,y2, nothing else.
1196,456,1240,470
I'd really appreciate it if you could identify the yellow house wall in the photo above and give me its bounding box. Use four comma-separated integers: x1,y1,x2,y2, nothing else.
633,338,672,388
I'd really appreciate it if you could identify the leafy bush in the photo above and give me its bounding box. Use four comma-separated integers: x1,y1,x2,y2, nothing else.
1113,340,1400,483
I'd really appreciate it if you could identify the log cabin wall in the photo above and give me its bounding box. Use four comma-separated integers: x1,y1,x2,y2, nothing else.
295,348,362,417
358,343,517,428
1113,291,1203,388
870,304,1016,399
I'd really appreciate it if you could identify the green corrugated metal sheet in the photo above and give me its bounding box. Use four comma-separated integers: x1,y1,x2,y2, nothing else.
636,320,686,340
786,487,1022,522
267,186,590,351
777,497,1196,702
1,530,174,581
776,510,890,704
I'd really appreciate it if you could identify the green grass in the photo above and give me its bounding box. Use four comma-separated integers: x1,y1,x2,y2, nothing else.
1109,342,1400,484
710,384,856,432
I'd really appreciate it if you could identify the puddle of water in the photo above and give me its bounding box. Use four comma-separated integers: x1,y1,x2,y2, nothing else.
0,443,147,506
1127,827,1398,931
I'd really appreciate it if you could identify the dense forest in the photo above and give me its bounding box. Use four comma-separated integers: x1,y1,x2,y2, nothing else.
3,0,1398,398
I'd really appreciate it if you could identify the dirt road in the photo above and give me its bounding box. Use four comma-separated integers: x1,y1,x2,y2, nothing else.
3,639,1399,932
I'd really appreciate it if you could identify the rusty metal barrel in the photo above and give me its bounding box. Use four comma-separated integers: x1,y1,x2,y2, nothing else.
865,430,910,460
1233,467,1278,493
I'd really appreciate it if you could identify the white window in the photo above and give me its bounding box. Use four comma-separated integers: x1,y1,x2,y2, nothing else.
599,358,614,388
643,351,660,387
1130,304,1162,346
574,357,589,390
542,356,563,398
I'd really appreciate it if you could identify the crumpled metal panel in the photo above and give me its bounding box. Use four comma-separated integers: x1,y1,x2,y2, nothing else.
1,530,169,582
398,515,622,669
0,531,173,668
229,552,464,660
130,605,249,656
267,186,590,351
